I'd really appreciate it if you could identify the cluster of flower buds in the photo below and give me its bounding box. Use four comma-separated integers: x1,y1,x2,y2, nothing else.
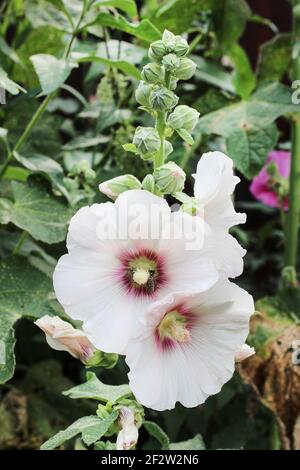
98,30,200,199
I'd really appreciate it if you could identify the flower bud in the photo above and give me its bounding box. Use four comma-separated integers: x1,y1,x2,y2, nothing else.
169,76,178,90
116,407,139,451
154,162,186,194
174,36,189,57
164,140,173,158
162,53,180,72
35,315,96,364
85,350,118,368
176,58,197,80
167,105,200,131
133,126,161,155
141,63,164,84
149,40,167,60
135,81,152,107
142,174,155,193
99,175,141,200
149,87,178,111
162,29,176,51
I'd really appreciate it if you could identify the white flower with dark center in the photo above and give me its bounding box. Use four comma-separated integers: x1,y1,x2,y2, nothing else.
194,151,246,278
35,315,95,363
53,190,219,354
125,280,254,411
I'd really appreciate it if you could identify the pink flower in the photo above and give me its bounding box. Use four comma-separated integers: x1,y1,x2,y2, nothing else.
250,151,290,211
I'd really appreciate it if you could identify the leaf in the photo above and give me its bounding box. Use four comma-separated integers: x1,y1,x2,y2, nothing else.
73,52,141,79
30,54,77,94
0,37,22,65
123,143,139,154
0,199,13,224
144,421,170,450
193,56,235,93
13,152,69,201
24,0,72,32
63,372,131,403
41,413,118,450
197,82,298,177
93,0,138,17
170,434,206,450
0,67,26,95
228,44,256,99
257,33,292,82
93,13,161,42
63,134,109,150
0,256,54,383
214,0,251,50
7,181,72,244
176,128,194,145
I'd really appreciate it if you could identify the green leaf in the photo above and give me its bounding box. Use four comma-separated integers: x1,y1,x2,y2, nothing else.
214,0,251,50
93,13,161,42
63,372,132,403
63,134,109,150
93,0,138,17
0,199,13,224
41,413,118,450
0,67,26,95
170,434,206,450
0,37,22,65
257,33,292,82
13,152,69,201
228,44,256,99
73,52,141,80
30,54,77,94
193,56,235,94
123,143,139,154
24,0,72,32
176,128,194,145
144,421,170,450
0,256,54,383
7,181,72,244
197,82,299,177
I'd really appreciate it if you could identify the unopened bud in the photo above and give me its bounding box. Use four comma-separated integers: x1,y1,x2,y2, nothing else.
154,162,186,194
149,86,178,111
99,175,141,200
162,53,180,72
162,29,176,51
167,105,200,131
149,40,167,60
176,58,197,80
135,81,152,107
141,63,164,84
174,36,189,57
133,126,161,155
142,174,155,193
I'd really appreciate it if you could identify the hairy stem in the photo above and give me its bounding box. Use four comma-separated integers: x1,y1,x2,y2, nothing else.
284,3,300,272
155,111,166,169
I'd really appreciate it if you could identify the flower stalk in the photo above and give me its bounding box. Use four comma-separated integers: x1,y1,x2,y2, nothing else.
285,2,300,276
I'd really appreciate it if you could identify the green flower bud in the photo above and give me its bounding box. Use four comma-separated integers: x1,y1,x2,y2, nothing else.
169,76,178,90
133,126,161,154
141,63,164,84
167,105,200,131
154,162,186,195
99,174,141,200
149,87,178,111
176,58,197,80
174,36,189,57
135,81,152,107
149,40,167,60
164,140,173,158
162,53,180,72
142,174,155,193
162,29,176,51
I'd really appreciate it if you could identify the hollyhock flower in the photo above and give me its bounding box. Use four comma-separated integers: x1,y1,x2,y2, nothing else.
126,280,254,411
235,343,255,362
193,151,246,278
250,150,290,211
35,315,95,363
53,189,219,354
116,407,139,450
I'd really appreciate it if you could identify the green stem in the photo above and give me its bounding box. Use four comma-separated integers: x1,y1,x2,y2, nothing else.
284,4,300,271
13,231,28,255
0,1,87,181
155,111,166,169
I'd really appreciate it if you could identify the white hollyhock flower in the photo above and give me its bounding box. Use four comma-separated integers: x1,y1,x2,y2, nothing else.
235,343,255,362
116,407,139,450
35,315,95,363
125,280,254,411
53,189,219,354
193,151,246,278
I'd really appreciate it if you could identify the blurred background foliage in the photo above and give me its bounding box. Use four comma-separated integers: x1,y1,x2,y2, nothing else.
0,0,300,450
